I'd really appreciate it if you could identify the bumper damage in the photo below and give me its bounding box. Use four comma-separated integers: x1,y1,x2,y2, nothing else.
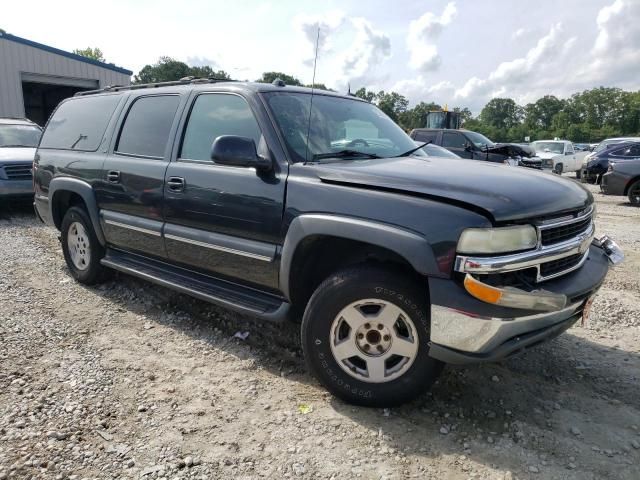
428,237,623,364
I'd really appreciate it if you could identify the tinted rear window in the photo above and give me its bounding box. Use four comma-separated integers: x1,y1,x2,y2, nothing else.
412,130,438,143
116,95,180,158
40,95,121,151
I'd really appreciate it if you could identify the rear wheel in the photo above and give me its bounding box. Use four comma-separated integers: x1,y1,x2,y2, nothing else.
301,265,443,407
629,180,640,206
61,206,107,284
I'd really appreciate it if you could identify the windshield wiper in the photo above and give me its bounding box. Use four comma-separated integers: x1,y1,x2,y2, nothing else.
394,141,431,157
312,149,382,161
0,144,32,148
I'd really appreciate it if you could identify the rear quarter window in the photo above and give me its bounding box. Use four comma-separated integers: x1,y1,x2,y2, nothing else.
412,131,438,143
39,94,121,151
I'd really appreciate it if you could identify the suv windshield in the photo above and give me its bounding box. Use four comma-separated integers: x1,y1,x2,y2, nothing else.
0,124,42,148
263,92,424,162
464,131,494,148
532,141,564,154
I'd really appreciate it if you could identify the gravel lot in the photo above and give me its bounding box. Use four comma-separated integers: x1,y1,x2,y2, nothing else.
1,182,639,480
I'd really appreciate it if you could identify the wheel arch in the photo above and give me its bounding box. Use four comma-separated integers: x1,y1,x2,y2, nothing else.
280,214,438,308
49,177,106,246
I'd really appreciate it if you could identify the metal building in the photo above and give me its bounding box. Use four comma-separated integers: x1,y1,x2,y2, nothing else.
0,32,132,125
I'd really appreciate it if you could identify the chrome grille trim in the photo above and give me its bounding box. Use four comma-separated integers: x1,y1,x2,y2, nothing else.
455,219,595,283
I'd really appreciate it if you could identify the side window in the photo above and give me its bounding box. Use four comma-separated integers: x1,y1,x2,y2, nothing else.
565,143,574,154
442,132,464,148
40,94,121,151
116,95,180,158
628,145,640,157
413,131,437,143
180,94,261,161
611,147,628,157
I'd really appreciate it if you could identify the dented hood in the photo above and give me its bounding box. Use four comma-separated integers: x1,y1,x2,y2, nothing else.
311,156,592,223
486,143,536,158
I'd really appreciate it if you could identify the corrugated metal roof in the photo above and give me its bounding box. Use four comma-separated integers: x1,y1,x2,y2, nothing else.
0,32,133,75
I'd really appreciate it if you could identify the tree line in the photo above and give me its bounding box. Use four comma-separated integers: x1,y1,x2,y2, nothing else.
75,51,640,143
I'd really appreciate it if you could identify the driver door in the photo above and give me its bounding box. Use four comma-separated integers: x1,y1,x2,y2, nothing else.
162,92,286,290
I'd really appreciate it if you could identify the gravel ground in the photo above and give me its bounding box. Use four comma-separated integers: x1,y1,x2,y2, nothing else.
1,182,639,480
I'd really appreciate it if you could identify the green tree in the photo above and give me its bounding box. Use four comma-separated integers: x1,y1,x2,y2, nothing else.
398,102,441,131
524,95,565,130
257,72,302,86
134,57,229,84
479,98,522,130
375,91,409,123
453,107,473,125
354,87,377,103
73,47,105,62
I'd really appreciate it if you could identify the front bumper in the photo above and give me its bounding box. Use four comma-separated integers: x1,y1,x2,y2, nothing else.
428,240,619,364
600,171,627,196
0,179,33,198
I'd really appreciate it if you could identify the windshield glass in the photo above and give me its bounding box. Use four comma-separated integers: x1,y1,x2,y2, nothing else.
0,124,42,147
464,131,494,148
263,92,424,162
532,141,564,154
595,139,632,153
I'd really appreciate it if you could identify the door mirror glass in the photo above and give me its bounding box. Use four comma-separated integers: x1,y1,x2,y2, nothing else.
211,135,271,170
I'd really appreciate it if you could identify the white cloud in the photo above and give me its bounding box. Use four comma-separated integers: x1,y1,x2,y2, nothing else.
406,2,457,73
186,56,220,68
292,12,391,89
391,77,455,106
453,23,576,109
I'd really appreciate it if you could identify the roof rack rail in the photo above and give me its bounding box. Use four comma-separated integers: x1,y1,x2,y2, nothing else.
74,77,235,96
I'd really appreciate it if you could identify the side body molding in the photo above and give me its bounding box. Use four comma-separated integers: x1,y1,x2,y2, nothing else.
49,177,106,246
279,214,438,299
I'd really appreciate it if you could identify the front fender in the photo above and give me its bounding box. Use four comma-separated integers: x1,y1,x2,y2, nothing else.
49,177,106,246
279,214,438,299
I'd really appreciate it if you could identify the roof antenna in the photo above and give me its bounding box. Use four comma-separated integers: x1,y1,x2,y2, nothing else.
304,26,320,163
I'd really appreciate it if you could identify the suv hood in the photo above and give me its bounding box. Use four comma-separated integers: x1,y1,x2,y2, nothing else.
0,147,36,163
313,156,592,223
486,143,536,158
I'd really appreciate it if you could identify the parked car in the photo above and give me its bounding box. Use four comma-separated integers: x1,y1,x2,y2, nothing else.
409,128,542,169
413,141,462,158
573,143,590,152
582,137,640,180
34,79,621,407
0,117,42,202
582,141,640,184
601,158,640,205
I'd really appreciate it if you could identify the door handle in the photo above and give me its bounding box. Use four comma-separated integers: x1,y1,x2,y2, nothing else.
106,170,120,183
167,176,185,192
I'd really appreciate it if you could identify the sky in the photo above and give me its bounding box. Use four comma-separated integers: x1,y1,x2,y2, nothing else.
2,0,639,112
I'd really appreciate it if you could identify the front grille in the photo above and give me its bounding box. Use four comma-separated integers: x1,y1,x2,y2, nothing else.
3,164,32,180
540,215,592,246
539,253,585,278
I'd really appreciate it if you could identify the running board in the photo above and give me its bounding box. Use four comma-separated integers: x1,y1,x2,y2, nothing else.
101,249,289,323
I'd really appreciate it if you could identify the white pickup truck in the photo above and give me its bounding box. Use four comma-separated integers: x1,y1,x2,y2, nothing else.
531,140,585,177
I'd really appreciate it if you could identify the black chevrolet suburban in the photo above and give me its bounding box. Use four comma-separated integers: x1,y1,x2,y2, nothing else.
34,79,622,407
410,128,542,169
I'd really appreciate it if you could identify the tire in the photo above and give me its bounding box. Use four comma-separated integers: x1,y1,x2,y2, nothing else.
629,180,640,206
60,206,107,285
301,265,443,407
576,169,581,179
554,163,563,175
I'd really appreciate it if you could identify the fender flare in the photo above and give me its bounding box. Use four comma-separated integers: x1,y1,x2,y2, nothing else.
279,214,438,300
49,177,106,246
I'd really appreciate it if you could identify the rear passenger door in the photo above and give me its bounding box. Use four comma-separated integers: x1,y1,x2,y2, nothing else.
163,92,286,290
96,94,184,258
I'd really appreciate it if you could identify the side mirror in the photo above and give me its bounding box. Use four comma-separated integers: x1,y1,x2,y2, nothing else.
565,151,572,155
464,142,473,151
210,135,272,170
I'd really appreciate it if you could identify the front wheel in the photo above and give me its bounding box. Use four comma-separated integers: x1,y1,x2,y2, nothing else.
301,265,443,407
576,169,581,179
554,163,564,175
629,180,640,206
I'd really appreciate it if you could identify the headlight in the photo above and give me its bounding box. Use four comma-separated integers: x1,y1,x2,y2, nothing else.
457,225,538,254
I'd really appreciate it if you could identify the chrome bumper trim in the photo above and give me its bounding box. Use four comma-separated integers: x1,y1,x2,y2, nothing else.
430,302,583,354
454,223,595,282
